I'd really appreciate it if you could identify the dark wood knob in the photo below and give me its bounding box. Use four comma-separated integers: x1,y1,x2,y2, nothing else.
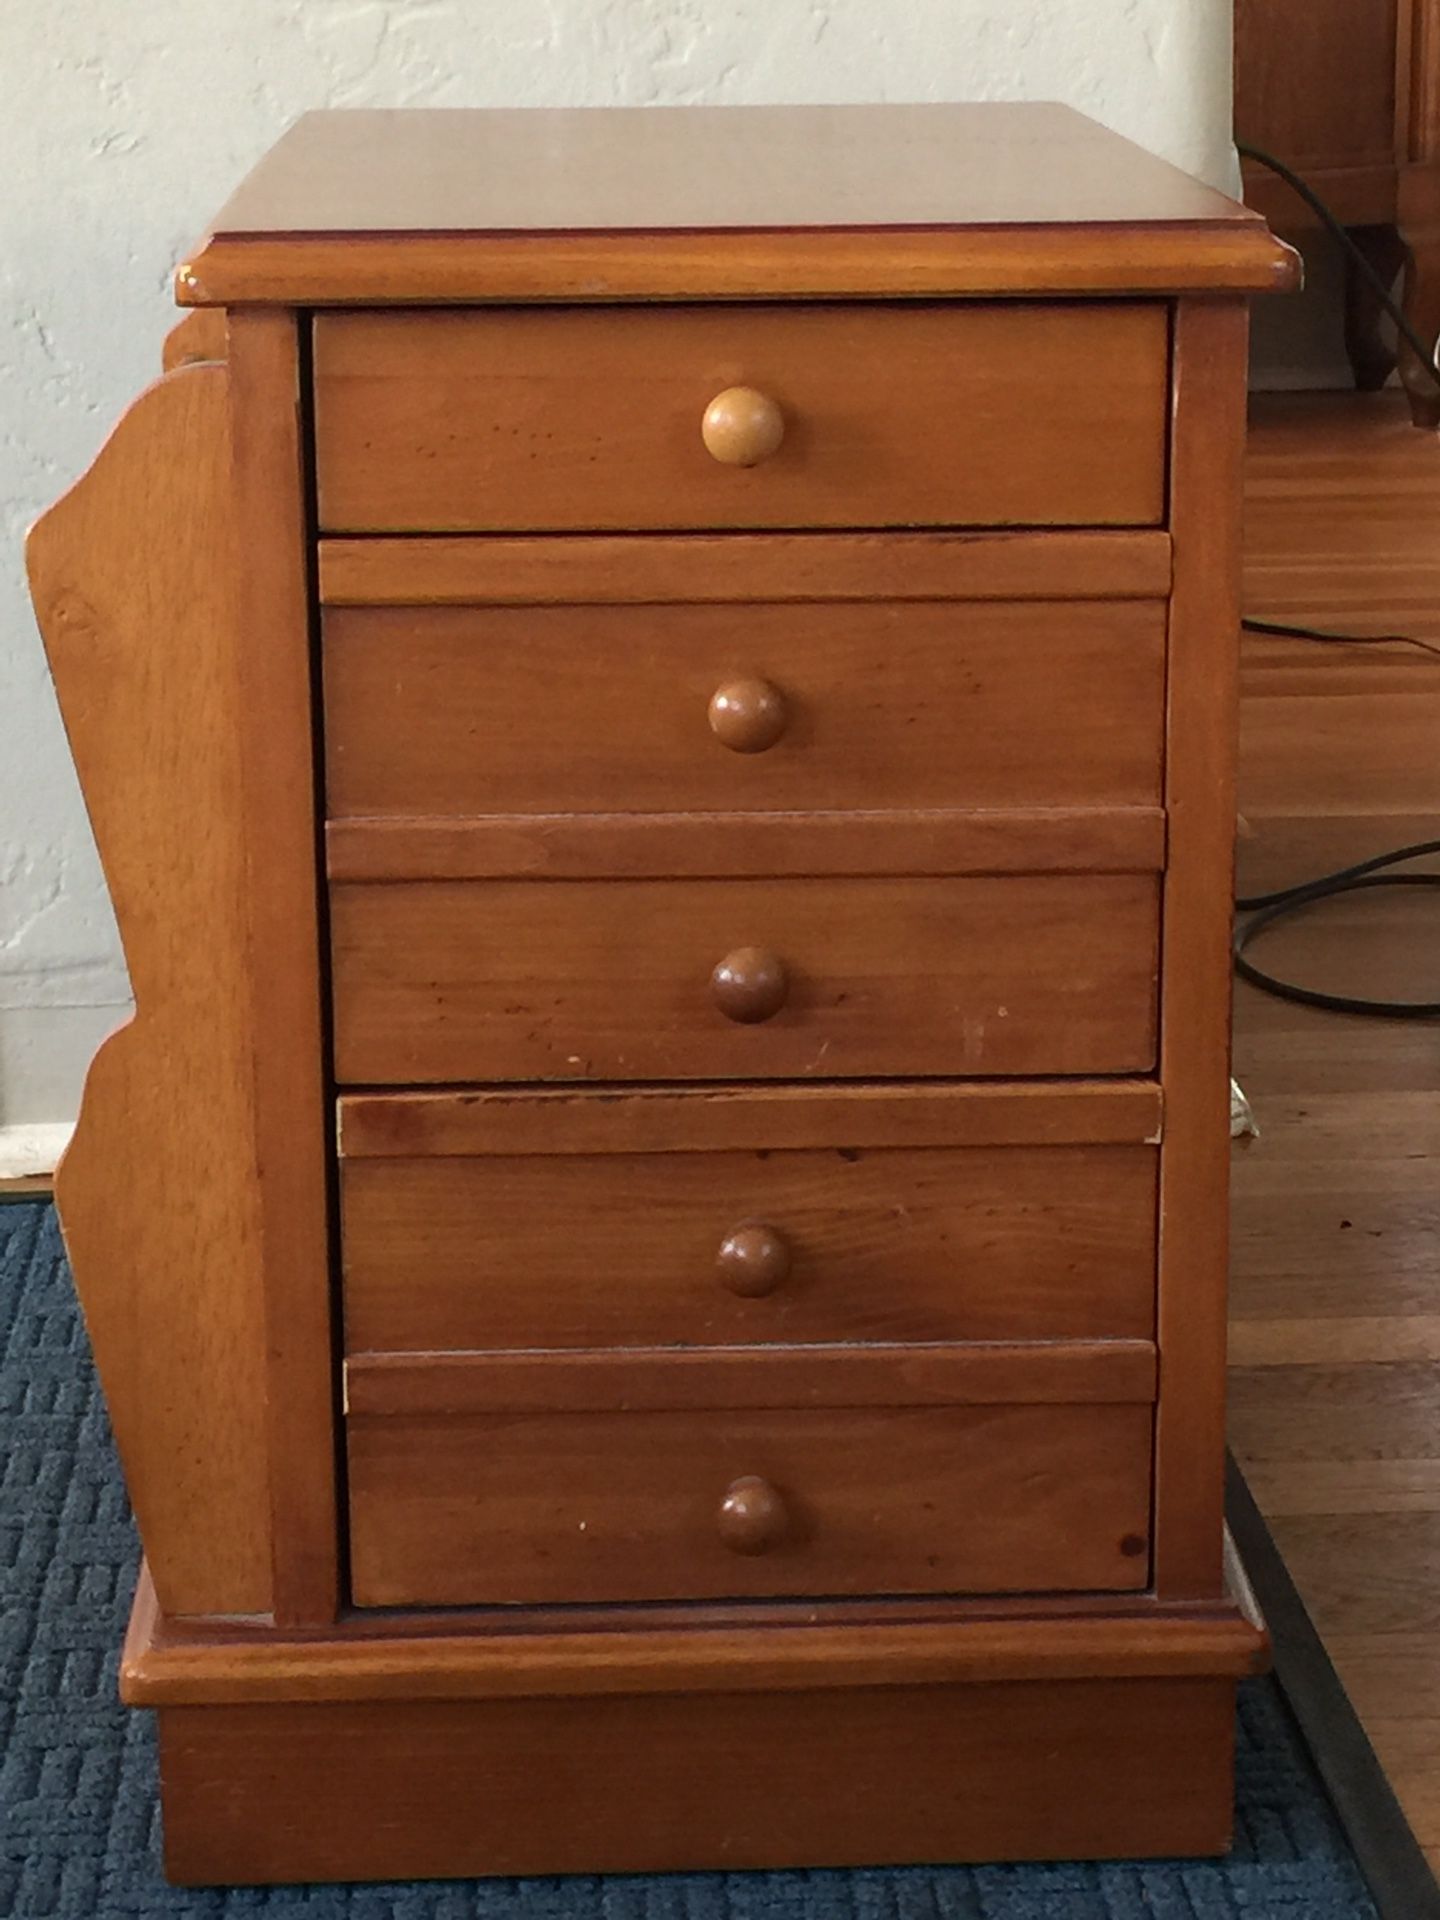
718,1475,789,1554
708,678,787,753
711,947,788,1023
716,1222,792,1296
701,386,785,466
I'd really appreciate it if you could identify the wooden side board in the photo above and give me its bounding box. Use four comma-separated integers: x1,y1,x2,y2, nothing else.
344,1340,1160,1415
1153,297,1252,1600
182,225,1300,308
317,529,1174,606
121,1545,1267,1703
161,308,228,371
155,1675,1240,1883
225,313,339,1628
325,807,1166,884
26,327,339,1626
338,1077,1164,1157
25,367,272,1616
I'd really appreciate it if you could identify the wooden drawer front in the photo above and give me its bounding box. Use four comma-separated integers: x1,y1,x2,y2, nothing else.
329,874,1159,1085
345,1349,1156,1607
312,304,1168,533
342,1144,1158,1354
324,600,1166,820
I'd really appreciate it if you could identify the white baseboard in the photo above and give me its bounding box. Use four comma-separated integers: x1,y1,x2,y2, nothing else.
0,1122,74,1179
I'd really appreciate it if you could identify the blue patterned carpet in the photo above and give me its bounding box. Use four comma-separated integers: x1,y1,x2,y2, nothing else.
1,1199,1378,1918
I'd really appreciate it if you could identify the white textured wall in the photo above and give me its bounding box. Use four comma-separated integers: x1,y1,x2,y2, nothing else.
1,0,1235,1136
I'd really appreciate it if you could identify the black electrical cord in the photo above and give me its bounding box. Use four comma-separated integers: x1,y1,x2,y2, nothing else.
1230,142,1440,1016
1242,615,1440,659
1234,843,1440,1017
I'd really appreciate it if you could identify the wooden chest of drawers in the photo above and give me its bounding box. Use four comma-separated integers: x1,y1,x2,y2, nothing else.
27,103,1296,1885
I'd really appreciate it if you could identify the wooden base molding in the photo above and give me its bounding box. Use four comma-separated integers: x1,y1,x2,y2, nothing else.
155,1677,1239,1885
125,1556,1265,1884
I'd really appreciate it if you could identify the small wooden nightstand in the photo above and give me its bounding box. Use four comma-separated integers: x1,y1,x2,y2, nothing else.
27,104,1296,1886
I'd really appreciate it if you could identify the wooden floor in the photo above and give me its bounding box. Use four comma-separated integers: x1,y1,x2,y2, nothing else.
1231,391,1440,1872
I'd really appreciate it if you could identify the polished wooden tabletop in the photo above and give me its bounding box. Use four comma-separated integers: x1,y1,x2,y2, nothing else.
178,103,1299,306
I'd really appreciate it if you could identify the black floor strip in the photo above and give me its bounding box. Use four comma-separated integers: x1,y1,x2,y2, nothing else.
1228,1453,1440,1920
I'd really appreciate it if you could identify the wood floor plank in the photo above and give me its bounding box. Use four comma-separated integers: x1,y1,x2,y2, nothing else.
1358,1728,1440,1845
1230,1362,1440,1461
1240,1460,1440,1517
1233,391,1440,1862
1229,1318,1440,1367
1326,1637,1440,1720
1231,1190,1440,1311
1261,1514,1440,1637
1229,1090,1440,1185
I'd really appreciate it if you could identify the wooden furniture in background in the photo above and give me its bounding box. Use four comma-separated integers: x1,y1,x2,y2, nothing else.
28,104,1294,1885
1235,0,1440,425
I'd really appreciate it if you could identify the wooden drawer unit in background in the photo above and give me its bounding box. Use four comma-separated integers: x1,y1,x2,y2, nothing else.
28,104,1295,1884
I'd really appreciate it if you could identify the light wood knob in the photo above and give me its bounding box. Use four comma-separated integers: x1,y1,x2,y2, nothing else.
711,947,788,1024
718,1475,789,1554
716,1222,792,1297
701,387,785,467
708,678,787,754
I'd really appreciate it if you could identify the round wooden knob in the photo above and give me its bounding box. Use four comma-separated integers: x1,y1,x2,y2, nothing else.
716,1222,792,1297
708,678,787,754
718,1475,789,1554
701,387,785,467
711,947,788,1024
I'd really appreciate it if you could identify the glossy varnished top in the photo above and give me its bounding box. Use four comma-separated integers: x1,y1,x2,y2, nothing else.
178,103,1298,306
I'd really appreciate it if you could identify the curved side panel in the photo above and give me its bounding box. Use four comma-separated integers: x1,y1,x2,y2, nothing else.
26,366,271,1615
162,308,229,373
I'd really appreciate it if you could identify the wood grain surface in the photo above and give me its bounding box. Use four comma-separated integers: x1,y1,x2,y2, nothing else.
176,103,1296,306
317,529,1174,608
337,1078,1165,1158
340,1140,1158,1353
312,304,1168,532
1150,298,1251,1600
226,312,341,1627
25,368,273,1615
343,1340,1159,1415
324,807,1166,885
155,1675,1240,1881
120,1549,1266,1706
160,308,227,371
328,872,1160,1085
323,599,1166,820
347,1398,1153,1607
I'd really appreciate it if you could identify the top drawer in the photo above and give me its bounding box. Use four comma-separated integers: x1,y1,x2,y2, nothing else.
312,303,1169,534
